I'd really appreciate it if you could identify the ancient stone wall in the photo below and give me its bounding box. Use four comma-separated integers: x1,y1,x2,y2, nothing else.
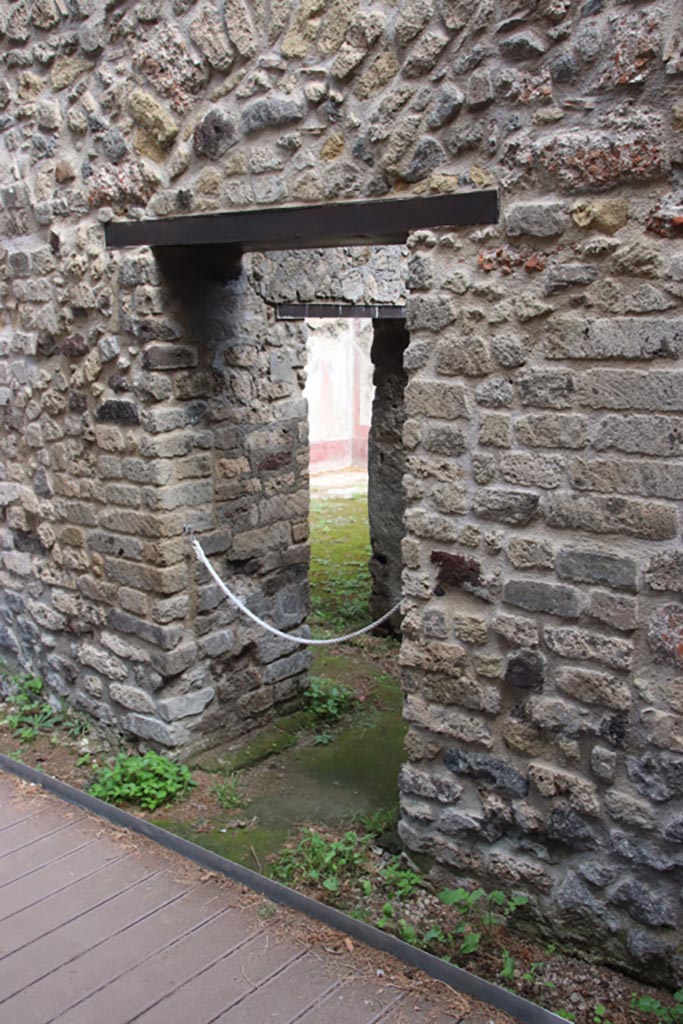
0,0,682,980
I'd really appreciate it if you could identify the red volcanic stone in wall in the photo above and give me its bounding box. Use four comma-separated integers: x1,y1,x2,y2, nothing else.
648,603,683,667
646,192,683,238
532,130,667,193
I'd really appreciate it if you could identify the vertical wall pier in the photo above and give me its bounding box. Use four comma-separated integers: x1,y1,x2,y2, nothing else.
368,318,409,634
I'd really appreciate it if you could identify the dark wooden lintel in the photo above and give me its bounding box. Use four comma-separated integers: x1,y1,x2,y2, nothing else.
276,303,406,321
104,190,498,251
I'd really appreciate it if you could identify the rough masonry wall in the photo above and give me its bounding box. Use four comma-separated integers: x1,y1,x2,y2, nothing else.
0,0,682,980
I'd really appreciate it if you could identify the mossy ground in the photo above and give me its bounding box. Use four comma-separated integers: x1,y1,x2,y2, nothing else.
158,489,405,872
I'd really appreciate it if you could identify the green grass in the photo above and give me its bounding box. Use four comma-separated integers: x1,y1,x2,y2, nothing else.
309,494,372,635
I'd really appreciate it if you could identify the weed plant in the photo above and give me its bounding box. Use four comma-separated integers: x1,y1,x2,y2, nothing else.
303,676,356,724
2,673,60,741
272,828,369,894
211,773,243,810
89,751,196,810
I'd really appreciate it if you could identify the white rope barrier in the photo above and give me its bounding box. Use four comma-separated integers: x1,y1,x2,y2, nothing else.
188,532,402,647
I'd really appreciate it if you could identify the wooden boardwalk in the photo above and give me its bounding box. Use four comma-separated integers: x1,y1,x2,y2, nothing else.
0,771,502,1024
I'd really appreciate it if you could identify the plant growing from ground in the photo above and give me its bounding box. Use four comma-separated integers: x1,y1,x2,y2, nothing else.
272,828,369,895
89,751,196,810
437,886,530,958
632,992,683,1024
303,676,356,724
2,673,60,741
379,856,423,899
211,773,243,810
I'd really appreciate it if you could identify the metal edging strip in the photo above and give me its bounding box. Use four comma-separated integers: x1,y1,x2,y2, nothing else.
0,754,566,1024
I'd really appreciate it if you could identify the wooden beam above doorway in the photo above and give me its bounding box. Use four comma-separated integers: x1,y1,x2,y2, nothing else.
104,190,498,252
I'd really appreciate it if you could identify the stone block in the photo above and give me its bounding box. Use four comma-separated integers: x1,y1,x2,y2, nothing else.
129,90,178,148
555,665,631,711
609,878,678,928
605,790,654,830
507,538,554,570
505,201,567,238
571,455,683,501
590,745,617,782
403,693,493,748
518,370,575,408
595,415,683,458
627,751,683,803
589,591,638,633
122,713,189,747
641,708,683,753
557,548,638,593
646,552,683,594
473,489,540,526
423,423,467,455
549,805,601,849
504,579,581,619
528,762,599,815
544,494,678,541
479,414,511,448
241,95,304,135
158,687,215,721
108,609,184,651
95,400,140,425
407,295,458,333
648,604,683,668
546,317,683,361
143,344,198,371
475,379,514,408
444,748,528,797
545,264,599,293
150,642,199,678
495,614,539,647
405,380,468,419
505,648,545,690
501,452,564,489
109,684,156,714
77,643,129,681
399,763,463,804
435,336,492,376
577,370,683,412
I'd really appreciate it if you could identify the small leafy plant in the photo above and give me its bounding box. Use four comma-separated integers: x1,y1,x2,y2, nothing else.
303,677,356,724
211,773,243,810
437,886,530,958
3,674,60,741
272,828,368,895
632,992,683,1024
89,751,196,810
379,856,423,899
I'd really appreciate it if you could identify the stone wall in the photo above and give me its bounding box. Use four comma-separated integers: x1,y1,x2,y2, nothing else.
0,0,682,981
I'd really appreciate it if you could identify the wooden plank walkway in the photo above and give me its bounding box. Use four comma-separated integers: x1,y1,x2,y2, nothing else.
0,771,507,1024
